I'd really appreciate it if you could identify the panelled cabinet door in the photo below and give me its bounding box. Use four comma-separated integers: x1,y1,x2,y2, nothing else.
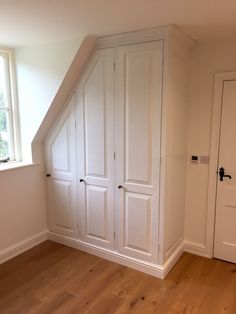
76,49,115,250
45,95,77,238
115,41,163,262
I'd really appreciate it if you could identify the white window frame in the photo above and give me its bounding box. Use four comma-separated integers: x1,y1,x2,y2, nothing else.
0,47,21,163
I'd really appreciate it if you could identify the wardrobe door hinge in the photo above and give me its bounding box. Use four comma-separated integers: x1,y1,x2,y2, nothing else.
114,232,116,239
113,62,116,72
114,152,116,160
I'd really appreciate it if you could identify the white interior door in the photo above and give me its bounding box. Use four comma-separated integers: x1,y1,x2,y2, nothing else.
76,49,115,250
115,41,163,262
214,80,236,263
45,95,77,237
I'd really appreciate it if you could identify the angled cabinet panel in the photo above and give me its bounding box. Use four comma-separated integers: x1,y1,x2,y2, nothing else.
115,41,163,262
51,123,70,174
45,95,77,237
76,49,115,249
84,59,107,178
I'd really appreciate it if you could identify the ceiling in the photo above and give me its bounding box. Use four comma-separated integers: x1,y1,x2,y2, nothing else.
1,0,236,47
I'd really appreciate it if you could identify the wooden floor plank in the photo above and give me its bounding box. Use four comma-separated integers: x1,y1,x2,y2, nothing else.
0,241,236,314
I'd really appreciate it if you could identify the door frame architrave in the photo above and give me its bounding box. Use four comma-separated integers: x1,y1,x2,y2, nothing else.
207,71,236,258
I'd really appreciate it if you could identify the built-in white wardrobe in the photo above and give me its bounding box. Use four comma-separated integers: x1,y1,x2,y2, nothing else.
45,26,195,278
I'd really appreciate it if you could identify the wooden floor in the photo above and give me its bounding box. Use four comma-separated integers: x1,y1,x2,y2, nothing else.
0,241,236,314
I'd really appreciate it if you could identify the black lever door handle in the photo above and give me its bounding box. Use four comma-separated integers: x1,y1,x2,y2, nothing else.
219,167,232,181
118,185,122,189
46,174,51,177
80,179,85,183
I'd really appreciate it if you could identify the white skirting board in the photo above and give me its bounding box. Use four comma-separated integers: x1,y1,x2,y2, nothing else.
0,230,48,265
0,231,210,278
184,240,212,259
48,232,184,279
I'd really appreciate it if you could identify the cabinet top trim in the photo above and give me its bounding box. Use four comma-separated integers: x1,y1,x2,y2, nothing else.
96,25,196,50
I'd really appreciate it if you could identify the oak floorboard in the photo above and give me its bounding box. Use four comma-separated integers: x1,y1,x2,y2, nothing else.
0,241,236,314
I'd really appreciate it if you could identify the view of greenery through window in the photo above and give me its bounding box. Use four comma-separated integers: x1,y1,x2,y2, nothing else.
0,88,9,159
0,50,17,162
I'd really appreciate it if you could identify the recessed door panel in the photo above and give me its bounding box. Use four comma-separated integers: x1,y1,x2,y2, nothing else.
86,186,108,241
77,48,114,250
48,179,74,232
116,41,163,262
124,193,151,253
125,51,153,184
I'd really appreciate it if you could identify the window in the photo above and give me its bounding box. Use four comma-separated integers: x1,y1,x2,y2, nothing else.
0,48,20,163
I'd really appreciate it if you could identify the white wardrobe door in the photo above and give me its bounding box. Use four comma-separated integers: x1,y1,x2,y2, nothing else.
45,95,77,237
76,48,115,250
115,41,163,262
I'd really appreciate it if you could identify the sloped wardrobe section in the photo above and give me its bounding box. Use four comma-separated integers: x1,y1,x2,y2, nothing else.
45,26,195,279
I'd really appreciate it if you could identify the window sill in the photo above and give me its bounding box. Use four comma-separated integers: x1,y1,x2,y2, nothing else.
0,161,40,172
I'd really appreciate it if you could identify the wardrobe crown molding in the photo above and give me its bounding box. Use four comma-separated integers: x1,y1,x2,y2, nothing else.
96,25,196,50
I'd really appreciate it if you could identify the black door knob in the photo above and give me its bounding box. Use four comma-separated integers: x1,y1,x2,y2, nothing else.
46,174,51,177
118,185,122,189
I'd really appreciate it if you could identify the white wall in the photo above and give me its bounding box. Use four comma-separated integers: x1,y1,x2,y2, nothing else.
0,164,47,255
15,37,84,161
4,35,236,265
185,40,236,255
0,37,90,263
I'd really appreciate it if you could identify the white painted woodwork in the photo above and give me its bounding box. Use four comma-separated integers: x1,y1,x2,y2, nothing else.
115,41,163,262
45,95,77,237
214,80,236,263
161,48,191,263
44,27,193,277
76,49,115,250
124,193,152,253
